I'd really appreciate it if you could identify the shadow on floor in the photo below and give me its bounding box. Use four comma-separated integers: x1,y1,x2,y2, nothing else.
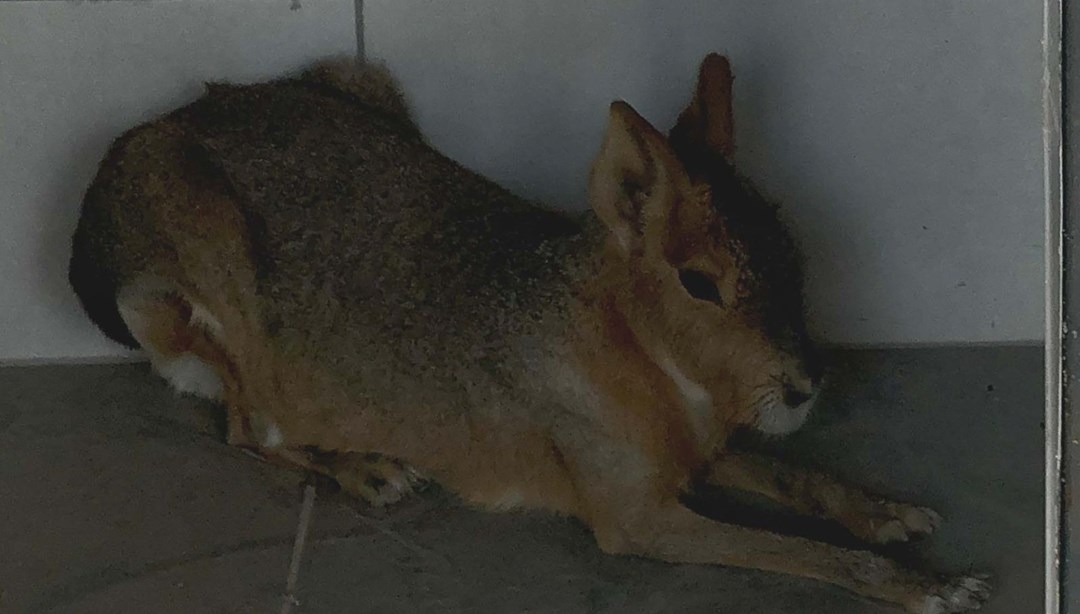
0,346,1043,613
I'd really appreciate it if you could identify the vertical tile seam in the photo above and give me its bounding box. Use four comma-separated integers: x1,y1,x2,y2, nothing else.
355,0,364,60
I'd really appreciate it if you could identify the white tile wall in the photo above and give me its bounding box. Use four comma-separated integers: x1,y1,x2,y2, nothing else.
0,0,356,361
367,0,1048,345
0,0,1048,361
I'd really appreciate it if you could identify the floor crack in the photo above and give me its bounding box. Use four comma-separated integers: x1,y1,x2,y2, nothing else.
280,482,317,613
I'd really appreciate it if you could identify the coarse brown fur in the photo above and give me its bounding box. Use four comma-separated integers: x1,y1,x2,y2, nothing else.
68,53,989,612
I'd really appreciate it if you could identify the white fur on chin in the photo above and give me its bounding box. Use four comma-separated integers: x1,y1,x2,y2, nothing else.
754,392,815,435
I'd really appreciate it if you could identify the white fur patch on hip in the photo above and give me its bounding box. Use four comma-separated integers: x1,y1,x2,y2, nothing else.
154,352,224,401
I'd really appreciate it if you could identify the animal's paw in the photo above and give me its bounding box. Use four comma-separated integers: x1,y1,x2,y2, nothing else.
870,504,943,544
332,453,425,507
917,575,992,613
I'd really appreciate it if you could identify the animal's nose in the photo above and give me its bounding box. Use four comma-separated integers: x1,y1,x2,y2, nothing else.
783,386,813,407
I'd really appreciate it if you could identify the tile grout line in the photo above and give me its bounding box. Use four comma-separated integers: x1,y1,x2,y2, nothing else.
281,483,317,614
354,0,364,60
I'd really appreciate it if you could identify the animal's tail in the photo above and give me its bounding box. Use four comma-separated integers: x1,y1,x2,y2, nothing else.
299,56,416,126
68,220,139,349
68,134,141,349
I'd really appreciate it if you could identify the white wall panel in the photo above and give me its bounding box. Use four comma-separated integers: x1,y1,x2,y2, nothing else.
0,0,356,361
367,0,1046,345
0,0,1047,362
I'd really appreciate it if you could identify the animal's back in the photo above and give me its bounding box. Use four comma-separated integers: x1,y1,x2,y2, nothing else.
76,65,593,410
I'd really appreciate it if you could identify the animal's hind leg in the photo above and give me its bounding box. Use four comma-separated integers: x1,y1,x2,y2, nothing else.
116,282,253,444
117,284,228,403
273,449,426,507
116,285,423,505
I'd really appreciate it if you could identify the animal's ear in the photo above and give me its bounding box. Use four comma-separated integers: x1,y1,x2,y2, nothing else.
669,53,735,159
589,101,687,253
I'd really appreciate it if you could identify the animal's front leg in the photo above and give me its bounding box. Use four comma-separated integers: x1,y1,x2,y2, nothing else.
703,451,941,545
594,503,988,613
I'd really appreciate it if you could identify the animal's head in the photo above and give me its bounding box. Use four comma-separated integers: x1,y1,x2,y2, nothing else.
588,53,822,445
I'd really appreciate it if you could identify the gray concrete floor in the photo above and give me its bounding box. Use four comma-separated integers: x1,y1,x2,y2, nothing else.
0,347,1043,613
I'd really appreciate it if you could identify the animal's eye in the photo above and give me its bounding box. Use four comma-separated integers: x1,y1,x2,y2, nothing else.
678,269,722,304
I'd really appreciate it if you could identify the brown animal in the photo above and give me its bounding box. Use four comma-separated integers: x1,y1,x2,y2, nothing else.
68,53,990,612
